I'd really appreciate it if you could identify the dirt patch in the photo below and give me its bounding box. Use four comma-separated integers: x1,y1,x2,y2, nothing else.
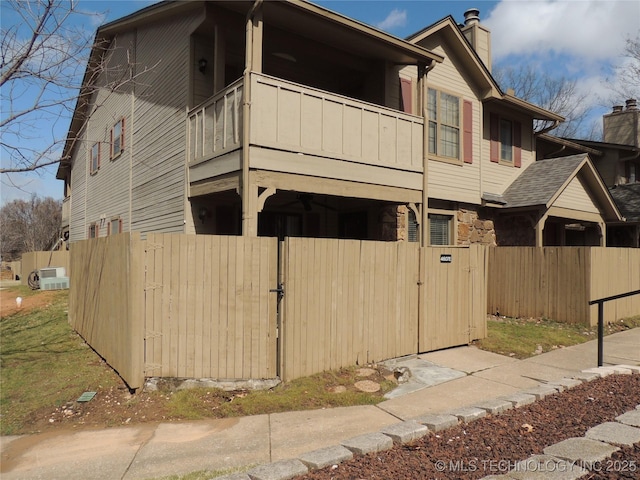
0,289,59,318
300,374,640,480
18,366,396,434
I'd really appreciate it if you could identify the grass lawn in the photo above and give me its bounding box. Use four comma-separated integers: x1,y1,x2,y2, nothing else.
474,314,640,359
0,286,120,435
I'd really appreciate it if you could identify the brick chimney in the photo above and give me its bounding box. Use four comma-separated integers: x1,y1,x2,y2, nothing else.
603,99,640,147
460,8,492,72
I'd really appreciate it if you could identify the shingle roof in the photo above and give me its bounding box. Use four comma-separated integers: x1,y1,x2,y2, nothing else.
502,154,587,208
609,183,640,223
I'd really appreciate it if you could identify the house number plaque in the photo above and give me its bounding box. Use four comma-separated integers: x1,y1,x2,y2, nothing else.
440,254,452,263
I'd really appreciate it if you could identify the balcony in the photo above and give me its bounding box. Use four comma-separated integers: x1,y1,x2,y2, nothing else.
188,73,424,191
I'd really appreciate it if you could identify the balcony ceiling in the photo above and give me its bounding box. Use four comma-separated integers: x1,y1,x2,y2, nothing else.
217,0,443,66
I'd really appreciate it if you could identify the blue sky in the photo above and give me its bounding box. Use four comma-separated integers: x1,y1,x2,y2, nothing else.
1,0,639,204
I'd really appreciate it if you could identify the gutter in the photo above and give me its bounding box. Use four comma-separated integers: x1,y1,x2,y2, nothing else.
421,60,436,247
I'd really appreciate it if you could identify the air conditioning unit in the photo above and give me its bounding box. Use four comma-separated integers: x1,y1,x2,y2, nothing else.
40,277,70,291
39,267,66,278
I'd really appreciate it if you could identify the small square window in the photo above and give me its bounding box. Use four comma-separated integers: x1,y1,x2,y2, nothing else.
111,119,124,159
90,143,100,174
88,223,99,239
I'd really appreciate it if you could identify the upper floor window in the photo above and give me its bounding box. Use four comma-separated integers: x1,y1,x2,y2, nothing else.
500,119,513,162
428,88,460,160
90,142,100,174
111,118,124,159
490,113,522,167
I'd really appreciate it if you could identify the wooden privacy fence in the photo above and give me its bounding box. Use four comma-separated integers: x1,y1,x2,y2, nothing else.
281,240,487,381
69,233,488,388
488,247,640,326
144,233,278,381
69,234,144,388
20,250,69,285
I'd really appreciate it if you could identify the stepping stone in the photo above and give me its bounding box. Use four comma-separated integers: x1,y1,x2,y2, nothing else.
356,367,376,377
354,380,380,392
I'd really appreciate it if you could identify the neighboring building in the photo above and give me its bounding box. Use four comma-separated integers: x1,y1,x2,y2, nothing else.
57,0,620,247
538,99,640,247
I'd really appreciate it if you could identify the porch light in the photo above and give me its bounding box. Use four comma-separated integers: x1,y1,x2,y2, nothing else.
198,58,207,74
198,207,209,224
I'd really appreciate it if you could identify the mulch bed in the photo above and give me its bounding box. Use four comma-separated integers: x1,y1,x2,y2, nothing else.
300,373,640,480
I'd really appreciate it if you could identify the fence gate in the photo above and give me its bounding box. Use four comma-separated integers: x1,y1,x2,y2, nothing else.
419,245,487,352
143,234,279,380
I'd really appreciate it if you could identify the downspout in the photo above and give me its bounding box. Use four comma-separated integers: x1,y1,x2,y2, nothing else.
420,60,436,246
536,120,560,136
241,0,263,236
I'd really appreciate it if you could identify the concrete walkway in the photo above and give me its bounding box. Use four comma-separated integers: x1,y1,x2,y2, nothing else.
1,328,639,480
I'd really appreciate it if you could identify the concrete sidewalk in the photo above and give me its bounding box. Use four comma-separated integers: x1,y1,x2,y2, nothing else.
1,328,639,480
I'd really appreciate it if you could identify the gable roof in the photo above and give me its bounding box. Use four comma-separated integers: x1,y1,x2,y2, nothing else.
609,184,640,223
407,16,563,123
501,154,621,221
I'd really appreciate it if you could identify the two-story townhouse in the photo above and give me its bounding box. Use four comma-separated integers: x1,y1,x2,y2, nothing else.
57,0,620,247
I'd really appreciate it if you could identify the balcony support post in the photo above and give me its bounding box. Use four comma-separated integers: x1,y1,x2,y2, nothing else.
241,0,263,236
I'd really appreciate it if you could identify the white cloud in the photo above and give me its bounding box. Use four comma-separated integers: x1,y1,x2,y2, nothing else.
375,9,407,31
486,0,639,62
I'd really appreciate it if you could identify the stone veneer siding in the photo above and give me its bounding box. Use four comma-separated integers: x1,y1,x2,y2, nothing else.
457,208,496,246
381,204,499,245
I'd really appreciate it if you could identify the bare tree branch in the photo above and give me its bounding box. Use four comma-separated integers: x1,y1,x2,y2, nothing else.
0,0,156,175
493,64,591,138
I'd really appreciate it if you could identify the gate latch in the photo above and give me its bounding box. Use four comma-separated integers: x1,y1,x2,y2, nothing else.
270,283,285,298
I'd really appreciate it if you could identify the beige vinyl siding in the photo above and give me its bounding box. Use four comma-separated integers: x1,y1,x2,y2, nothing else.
554,176,600,214
482,108,535,195
69,131,87,242
77,33,136,240
400,44,482,205
131,12,203,235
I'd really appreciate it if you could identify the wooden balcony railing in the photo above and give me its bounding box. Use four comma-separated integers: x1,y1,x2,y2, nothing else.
188,73,424,174
188,78,243,164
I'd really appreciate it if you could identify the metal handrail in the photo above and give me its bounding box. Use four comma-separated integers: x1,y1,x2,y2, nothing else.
588,289,640,366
